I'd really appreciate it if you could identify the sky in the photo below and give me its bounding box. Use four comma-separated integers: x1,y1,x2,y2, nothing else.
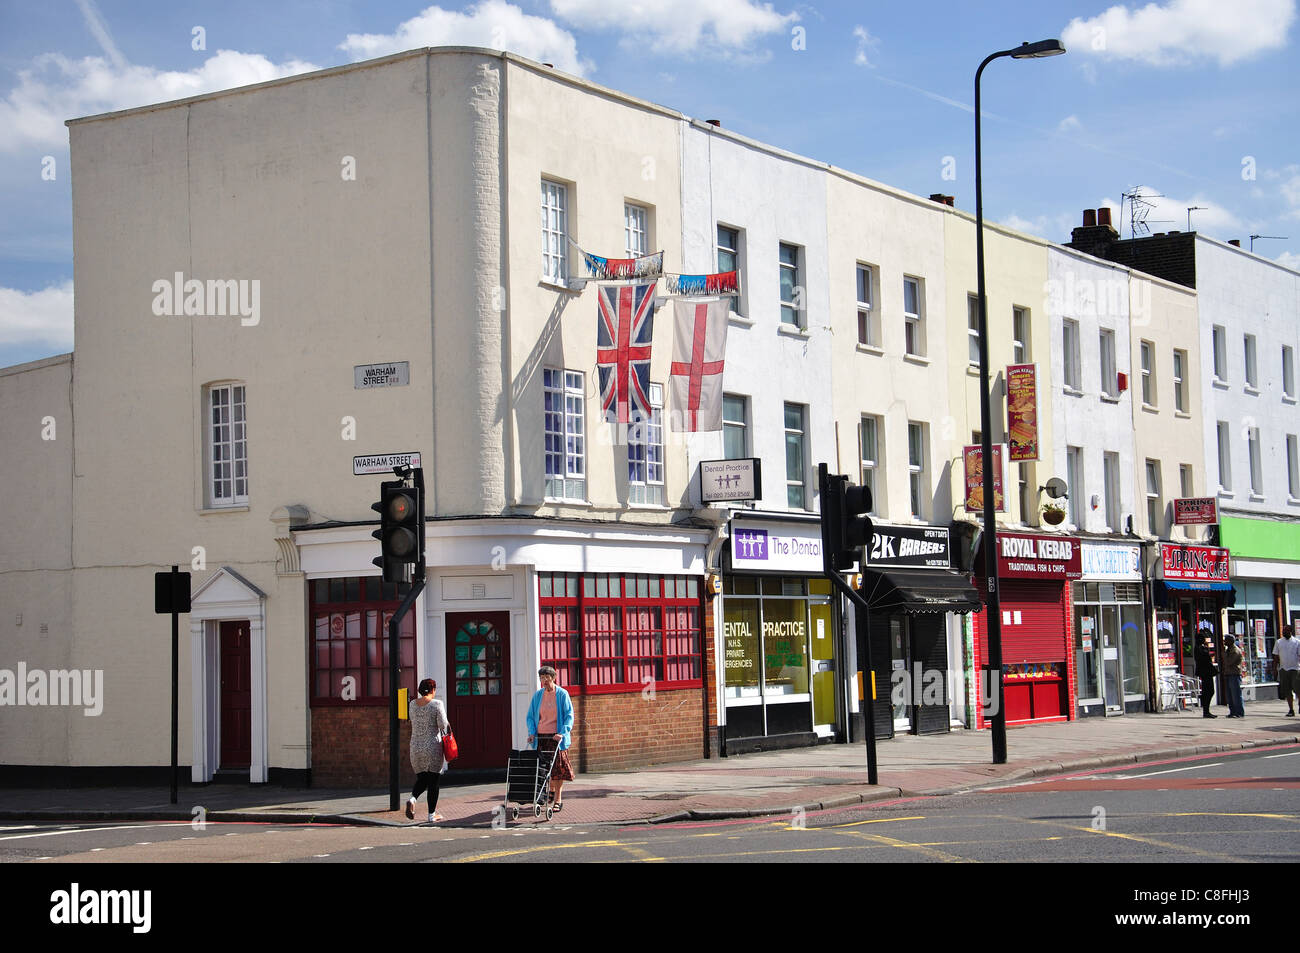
0,0,1297,369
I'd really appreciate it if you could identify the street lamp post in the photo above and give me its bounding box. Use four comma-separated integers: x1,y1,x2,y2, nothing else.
975,39,1065,764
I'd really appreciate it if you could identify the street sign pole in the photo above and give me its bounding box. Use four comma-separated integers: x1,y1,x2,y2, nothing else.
171,567,179,805
386,466,426,812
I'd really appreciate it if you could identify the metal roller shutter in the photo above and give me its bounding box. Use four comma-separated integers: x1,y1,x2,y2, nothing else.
1001,580,1068,664
912,614,950,734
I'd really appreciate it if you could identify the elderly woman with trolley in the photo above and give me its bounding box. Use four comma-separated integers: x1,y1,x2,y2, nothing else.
526,665,575,811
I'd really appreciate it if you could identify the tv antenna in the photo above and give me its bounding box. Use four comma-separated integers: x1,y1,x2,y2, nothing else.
1186,206,1206,231
1122,187,1164,238
1249,234,1288,252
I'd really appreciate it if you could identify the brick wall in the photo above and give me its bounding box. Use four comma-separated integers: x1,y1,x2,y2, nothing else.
310,705,414,787
568,686,706,773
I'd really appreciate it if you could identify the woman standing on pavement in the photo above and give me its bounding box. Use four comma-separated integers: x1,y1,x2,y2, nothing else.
526,666,575,811
1195,637,1219,718
406,678,450,823
1222,635,1245,718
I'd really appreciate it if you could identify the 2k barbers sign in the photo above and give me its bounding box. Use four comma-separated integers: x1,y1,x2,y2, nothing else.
866,524,953,569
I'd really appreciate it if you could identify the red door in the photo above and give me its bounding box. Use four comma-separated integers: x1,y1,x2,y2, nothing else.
446,612,511,770
220,620,251,769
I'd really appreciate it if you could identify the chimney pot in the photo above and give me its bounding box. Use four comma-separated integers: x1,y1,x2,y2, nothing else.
945,195,955,206
706,119,721,127
929,193,946,203
1097,207,1112,227
1228,239,1240,247
1083,209,1097,227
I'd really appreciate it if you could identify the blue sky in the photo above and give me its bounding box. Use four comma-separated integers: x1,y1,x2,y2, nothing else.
1,0,1297,368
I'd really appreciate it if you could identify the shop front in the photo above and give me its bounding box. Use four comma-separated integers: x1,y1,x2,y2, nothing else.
860,523,981,737
721,514,842,752
974,531,1080,727
1219,516,1300,699
1074,541,1148,716
1151,541,1233,709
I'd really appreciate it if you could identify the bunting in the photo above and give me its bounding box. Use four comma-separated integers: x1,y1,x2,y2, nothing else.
574,242,665,281
596,282,657,424
669,297,729,432
663,271,740,297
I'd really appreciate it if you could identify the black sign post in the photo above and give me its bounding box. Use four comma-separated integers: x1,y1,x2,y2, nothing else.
154,566,191,805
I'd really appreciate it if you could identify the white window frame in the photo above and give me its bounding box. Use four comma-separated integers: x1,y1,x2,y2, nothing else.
207,382,249,507
541,179,569,283
1288,435,1300,499
1217,420,1232,492
723,393,748,460
1146,459,1163,537
1284,345,1295,400
624,203,648,258
1012,306,1030,365
544,367,586,501
968,295,981,366
1103,451,1121,532
1248,426,1263,496
785,402,808,509
1101,329,1118,399
903,277,925,357
1066,445,1084,527
1180,463,1194,500
717,224,743,317
1138,338,1153,405
907,421,927,520
628,382,664,505
859,415,881,513
1062,318,1081,391
856,263,879,347
779,242,803,329
1244,333,1258,390
1212,325,1227,382
1173,348,1188,413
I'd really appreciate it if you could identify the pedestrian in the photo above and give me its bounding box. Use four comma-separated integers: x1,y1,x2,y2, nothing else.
406,677,451,823
525,666,575,811
1194,636,1218,718
1273,625,1300,717
1221,634,1245,717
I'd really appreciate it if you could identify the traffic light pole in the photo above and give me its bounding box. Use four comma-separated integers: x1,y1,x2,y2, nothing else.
823,571,879,785
385,466,426,812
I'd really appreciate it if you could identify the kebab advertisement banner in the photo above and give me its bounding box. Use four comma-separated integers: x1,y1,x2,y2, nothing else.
963,444,1006,512
1006,363,1039,462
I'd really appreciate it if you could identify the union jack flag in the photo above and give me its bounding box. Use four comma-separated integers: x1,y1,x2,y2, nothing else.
596,282,656,424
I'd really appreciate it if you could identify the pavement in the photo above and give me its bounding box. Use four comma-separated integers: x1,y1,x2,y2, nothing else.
3,699,1297,829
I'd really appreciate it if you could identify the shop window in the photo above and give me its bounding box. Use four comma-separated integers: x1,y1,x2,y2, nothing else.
310,576,416,704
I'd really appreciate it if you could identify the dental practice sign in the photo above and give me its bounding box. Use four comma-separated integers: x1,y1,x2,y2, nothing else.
730,519,823,573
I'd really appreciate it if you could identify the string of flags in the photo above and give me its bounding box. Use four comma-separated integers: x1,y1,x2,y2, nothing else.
571,238,734,432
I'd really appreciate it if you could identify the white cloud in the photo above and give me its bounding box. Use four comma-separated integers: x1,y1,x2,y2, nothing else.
0,281,73,350
1275,250,1300,270
550,0,798,55
1062,0,1296,67
1280,165,1300,219
853,26,880,67
1057,114,1082,133
340,2,590,75
1102,191,1244,236
0,50,319,152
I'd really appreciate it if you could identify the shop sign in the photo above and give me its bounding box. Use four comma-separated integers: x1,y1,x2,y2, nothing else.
353,451,422,475
1161,543,1230,581
963,445,1006,512
730,520,823,573
996,532,1082,579
866,523,953,569
1079,542,1141,581
700,458,761,503
1006,363,1039,462
354,361,410,389
1173,497,1218,525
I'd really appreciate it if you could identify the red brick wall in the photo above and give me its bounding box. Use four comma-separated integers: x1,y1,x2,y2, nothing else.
310,705,414,787
568,686,705,773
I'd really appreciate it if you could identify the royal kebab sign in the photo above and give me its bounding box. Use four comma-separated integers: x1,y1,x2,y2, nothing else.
995,532,1082,580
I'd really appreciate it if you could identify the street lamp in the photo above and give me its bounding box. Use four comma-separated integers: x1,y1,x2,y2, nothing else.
975,39,1065,764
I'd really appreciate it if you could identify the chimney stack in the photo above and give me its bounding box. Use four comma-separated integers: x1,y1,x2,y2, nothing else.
1067,207,1119,259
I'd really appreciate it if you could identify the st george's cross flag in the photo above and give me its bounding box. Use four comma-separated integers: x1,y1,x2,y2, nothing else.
669,297,729,432
596,282,656,424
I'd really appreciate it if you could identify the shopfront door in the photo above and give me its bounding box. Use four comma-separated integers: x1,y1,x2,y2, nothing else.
809,600,836,737
890,617,910,732
446,612,511,770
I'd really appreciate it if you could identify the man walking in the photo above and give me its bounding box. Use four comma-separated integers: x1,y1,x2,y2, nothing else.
1222,634,1245,717
1195,636,1218,718
1273,625,1300,717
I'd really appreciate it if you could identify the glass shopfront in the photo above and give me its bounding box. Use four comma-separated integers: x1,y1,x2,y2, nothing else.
1227,580,1278,687
1073,582,1146,713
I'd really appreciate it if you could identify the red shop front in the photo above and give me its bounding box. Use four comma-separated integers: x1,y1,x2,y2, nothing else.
974,532,1080,727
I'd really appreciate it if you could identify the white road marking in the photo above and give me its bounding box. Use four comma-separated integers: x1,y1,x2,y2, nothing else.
0,823,180,843
1264,751,1300,759
1128,763,1222,779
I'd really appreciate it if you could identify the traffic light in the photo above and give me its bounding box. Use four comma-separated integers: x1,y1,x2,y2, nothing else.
372,480,423,584
818,463,873,573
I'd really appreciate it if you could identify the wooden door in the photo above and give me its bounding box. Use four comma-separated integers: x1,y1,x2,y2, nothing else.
219,620,251,769
446,612,511,769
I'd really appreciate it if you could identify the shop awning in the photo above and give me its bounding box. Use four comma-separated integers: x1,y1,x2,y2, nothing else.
860,568,983,614
1153,579,1236,607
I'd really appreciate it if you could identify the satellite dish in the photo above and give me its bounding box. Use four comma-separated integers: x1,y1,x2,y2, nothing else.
1044,477,1068,499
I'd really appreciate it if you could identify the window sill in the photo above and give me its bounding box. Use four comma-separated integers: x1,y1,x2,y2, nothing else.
1244,385,1261,396
903,353,930,367
1062,386,1084,398
626,501,669,511
728,314,754,328
1217,488,1234,499
1212,377,1230,390
966,363,981,376
855,343,884,356
777,323,809,339
1283,394,1298,405
1248,493,1266,503
1101,394,1122,405
539,277,583,295
1138,400,1157,412
543,498,592,508
1174,410,1191,419
1288,497,1300,507
201,505,249,516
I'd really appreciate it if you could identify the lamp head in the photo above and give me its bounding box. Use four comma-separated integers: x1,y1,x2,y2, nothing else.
1011,39,1066,58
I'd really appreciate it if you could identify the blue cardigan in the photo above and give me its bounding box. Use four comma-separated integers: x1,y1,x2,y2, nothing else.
526,685,574,751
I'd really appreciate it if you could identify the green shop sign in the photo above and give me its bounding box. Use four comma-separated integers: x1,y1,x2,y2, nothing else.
1218,516,1300,562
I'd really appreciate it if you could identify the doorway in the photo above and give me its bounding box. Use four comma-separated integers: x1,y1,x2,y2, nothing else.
445,612,511,769
219,620,251,769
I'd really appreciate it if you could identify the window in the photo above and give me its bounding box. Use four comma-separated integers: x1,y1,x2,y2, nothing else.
628,383,664,505
544,368,585,500
779,243,802,328
908,421,927,519
903,277,925,357
716,225,742,316
784,403,807,508
1173,349,1188,413
1288,435,1300,498
1062,319,1081,391
1248,426,1263,495
310,576,416,704
1245,334,1258,389
1101,329,1119,398
723,394,748,459
1217,420,1232,491
1138,338,1153,405
967,295,981,365
1146,459,1163,536
1284,346,1295,400
1104,451,1121,532
1012,307,1030,364
207,383,248,506
859,415,881,512
541,179,568,282
1067,446,1084,527
624,203,648,257
1212,325,1227,381
856,263,878,347
538,572,703,693
1180,463,1194,499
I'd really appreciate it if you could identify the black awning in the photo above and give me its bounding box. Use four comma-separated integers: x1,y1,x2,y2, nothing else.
860,568,983,614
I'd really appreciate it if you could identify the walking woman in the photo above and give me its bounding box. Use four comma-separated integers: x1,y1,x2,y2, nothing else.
406,678,450,823
526,666,575,810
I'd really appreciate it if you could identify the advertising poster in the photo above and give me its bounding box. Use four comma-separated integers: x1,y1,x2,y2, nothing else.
963,444,1005,512
1006,363,1039,461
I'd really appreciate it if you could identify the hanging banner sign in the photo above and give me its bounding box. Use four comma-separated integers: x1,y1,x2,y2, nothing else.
1006,363,1039,462
1173,497,1218,525
963,445,1006,512
1161,543,1230,581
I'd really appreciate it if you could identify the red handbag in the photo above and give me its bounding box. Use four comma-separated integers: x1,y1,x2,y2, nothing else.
441,730,459,763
